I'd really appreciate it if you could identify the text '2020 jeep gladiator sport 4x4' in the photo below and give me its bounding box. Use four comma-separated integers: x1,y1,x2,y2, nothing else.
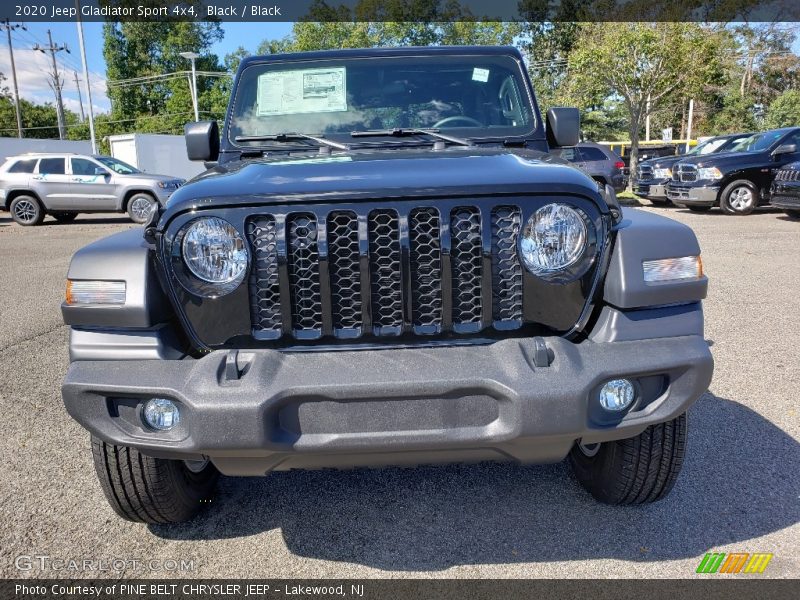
61,47,713,523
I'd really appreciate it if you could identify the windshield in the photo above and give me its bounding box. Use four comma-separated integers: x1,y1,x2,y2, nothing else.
691,137,729,155
729,131,788,153
229,54,536,147
96,156,140,174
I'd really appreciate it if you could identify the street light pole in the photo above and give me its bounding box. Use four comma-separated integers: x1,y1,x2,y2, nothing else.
179,51,200,122
75,1,97,154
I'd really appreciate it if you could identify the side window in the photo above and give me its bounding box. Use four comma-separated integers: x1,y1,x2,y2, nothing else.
554,148,579,162
8,158,38,174
579,147,609,162
38,158,66,175
782,132,800,149
71,158,100,176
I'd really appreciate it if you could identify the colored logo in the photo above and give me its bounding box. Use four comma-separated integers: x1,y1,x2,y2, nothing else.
696,552,773,574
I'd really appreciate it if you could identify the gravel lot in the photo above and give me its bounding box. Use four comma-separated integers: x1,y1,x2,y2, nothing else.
0,207,798,579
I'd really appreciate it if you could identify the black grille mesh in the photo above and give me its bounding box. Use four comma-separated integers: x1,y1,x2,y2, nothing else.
450,207,483,325
327,211,362,332
247,203,530,342
368,210,403,330
287,213,323,332
409,208,442,329
491,206,523,322
247,216,282,336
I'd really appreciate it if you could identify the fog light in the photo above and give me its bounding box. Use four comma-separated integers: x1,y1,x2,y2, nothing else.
599,379,635,411
143,398,180,430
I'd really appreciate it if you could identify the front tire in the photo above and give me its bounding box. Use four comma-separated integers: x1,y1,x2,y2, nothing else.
126,193,157,224
569,413,687,504
720,180,758,215
10,195,44,226
91,436,218,523
784,209,800,219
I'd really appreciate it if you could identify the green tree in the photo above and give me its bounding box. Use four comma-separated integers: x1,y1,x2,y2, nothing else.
765,90,800,129
567,23,727,185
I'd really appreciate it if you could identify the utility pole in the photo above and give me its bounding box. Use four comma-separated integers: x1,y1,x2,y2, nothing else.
179,51,200,122
34,30,70,140
73,71,84,122
685,99,694,153
1,19,25,138
645,93,651,142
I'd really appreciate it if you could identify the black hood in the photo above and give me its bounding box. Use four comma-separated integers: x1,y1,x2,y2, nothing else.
162,146,605,219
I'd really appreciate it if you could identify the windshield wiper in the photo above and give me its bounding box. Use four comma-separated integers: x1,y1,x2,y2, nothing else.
234,133,349,151
351,128,472,147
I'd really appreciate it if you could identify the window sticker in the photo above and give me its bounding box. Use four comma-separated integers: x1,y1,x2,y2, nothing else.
257,67,347,116
472,67,490,83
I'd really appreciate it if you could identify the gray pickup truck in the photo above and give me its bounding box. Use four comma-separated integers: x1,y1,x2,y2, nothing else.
60,46,713,524
0,153,184,225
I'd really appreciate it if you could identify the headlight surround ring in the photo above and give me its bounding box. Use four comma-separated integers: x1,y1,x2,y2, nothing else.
519,203,596,283
172,216,249,297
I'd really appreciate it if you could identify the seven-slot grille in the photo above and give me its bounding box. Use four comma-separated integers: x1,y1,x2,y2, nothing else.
246,205,524,342
672,164,697,182
776,168,800,181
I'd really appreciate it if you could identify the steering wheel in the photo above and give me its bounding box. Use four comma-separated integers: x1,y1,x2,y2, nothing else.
432,115,483,129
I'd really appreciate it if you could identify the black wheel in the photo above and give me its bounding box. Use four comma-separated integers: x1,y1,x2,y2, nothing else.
9,195,44,226
52,212,78,223
91,436,219,523
126,193,157,224
687,205,712,213
569,413,687,505
720,179,758,215
784,209,800,219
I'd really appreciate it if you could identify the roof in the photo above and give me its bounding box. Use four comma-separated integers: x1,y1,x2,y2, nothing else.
238,45,524,71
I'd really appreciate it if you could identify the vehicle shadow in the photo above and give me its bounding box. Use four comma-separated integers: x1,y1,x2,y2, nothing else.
40,216,133,226
150,392,800,570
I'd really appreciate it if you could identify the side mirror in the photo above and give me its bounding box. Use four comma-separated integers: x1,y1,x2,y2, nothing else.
94,167,108,176
773,143,797,157
546,107,580,148
185,120,220,162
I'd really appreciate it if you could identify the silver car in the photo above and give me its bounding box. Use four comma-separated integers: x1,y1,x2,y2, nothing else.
0,153,184,226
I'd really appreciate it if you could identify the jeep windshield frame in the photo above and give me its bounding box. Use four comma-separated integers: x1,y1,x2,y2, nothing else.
227,52,540,152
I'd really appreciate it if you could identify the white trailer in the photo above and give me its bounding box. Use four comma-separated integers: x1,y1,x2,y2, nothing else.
108,133,205,181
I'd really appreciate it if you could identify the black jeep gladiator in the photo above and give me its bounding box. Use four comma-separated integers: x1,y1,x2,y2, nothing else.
61,46,713,523
666,127,800,214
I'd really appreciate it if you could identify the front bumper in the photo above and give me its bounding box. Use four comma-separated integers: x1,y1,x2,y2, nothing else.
633,181,668,199
62,335,713,476
666,183,719,206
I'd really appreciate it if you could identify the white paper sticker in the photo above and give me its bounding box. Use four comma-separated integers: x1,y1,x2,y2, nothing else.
257,67,347,116
472,67,490,83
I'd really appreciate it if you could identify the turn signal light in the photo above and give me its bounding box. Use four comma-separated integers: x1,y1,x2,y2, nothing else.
65,280,126,305
642,256,703,283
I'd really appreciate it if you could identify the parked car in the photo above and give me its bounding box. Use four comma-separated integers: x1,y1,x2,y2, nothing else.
552,142,626,192
770,160,800,219
634,133,751,205
666,127,800,214
61,46,712,523
0,153,185,226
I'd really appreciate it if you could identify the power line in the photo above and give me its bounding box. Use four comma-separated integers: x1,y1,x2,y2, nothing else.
33,30,70,140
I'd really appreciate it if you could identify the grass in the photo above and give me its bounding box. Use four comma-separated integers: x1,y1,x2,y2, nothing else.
615,190,644,207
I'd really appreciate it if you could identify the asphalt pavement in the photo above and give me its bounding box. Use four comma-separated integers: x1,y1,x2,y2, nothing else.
0,207,798,579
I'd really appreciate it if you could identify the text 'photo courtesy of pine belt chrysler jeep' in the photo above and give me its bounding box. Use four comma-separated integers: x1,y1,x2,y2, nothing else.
0,153,185,226
666,127,800,215
633,133,751,205
60,46,713,524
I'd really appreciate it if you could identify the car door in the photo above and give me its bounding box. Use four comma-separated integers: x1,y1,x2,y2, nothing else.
69,157,119,211
32,157,71,210
578,146,608,181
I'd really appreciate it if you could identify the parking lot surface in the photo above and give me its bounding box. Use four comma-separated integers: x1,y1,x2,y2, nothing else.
1,207,798,578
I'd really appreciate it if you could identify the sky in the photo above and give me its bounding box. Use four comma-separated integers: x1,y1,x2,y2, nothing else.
0,22,293,115
1,21,799,120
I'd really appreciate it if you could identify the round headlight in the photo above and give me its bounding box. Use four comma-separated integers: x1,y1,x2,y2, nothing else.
520,204,587,276
181,217,248,287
